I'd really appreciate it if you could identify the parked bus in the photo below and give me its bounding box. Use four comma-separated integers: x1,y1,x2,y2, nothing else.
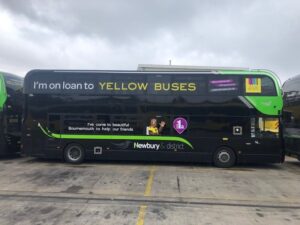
22,69,283,167
0,71,23,156
282,74,300,160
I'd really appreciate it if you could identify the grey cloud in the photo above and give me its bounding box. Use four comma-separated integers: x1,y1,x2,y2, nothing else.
0,0,199,42
0,0,299,81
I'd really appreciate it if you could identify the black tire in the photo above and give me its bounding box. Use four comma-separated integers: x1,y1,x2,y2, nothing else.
213,147,236,168
64,144,85,164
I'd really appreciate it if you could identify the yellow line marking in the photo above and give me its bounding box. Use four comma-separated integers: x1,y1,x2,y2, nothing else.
135,166,156,225
144,166,156,197
136,205,147,225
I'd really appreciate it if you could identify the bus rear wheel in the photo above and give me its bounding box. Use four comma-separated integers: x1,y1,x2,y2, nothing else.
64,144,85,164
213,147,236,168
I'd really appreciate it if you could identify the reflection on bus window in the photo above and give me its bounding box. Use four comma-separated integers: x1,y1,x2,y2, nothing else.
257,117,279,138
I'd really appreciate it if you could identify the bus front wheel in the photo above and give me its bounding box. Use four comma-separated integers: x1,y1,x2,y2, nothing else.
64,144,85,164
213,147,236,168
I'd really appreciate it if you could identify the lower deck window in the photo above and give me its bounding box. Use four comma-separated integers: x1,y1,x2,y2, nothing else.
256,117,279,138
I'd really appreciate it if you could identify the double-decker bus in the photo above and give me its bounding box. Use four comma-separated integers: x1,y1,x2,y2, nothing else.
22,69,283,167
282,74,300,160
0,71,23,156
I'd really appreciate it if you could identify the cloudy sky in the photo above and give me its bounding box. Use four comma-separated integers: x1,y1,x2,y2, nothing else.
0,0,299,82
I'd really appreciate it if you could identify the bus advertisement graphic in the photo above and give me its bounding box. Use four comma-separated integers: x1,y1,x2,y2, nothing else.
173,117,188,134
245,78,262,93
146,118,166,135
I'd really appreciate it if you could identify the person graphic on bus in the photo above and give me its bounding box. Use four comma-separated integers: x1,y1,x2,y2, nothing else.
146,118,166,135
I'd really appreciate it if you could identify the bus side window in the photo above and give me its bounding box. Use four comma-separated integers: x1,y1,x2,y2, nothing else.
147,75,171,96
244,76,276,96
48,114,61,133
63,114,95,134
145,116,170,136
256,117,279,138
261,77,277,96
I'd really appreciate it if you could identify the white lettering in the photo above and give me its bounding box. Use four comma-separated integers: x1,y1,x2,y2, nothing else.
133,142,160,150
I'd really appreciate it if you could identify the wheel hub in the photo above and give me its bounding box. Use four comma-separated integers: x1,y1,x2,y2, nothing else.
68,147,81,160
218,151,230,163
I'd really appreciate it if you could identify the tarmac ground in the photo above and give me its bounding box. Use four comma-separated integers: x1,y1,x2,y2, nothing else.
0,156,299,225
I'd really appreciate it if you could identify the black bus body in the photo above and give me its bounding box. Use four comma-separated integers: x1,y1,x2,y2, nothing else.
22,69,284,167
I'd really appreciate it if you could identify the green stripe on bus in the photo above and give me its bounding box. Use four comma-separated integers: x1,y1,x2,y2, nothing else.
245,96,282,116
217,69,282,95
38,123,194,149
38,123,53,138
218,69,283,116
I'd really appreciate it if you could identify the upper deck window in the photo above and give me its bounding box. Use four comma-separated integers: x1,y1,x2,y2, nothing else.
244,76,277,96
208,76,240,96
5,76,23,92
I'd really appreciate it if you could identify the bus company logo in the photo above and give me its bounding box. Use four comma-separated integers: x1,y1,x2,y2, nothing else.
173,117,188,134
245,78,262,93
133,142,160,150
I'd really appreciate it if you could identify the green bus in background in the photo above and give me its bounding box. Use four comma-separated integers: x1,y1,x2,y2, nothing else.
0,72,23,156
